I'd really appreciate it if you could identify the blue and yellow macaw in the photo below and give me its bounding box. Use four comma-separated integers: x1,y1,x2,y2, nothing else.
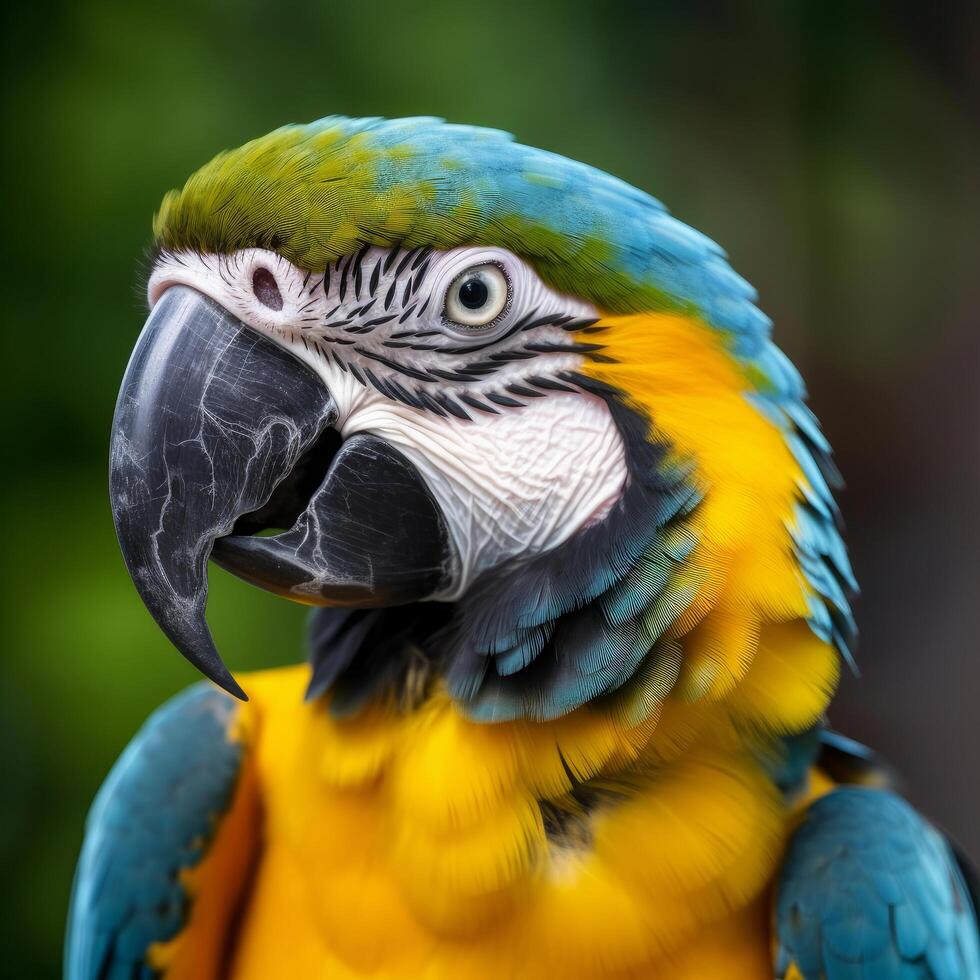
66,117,979,979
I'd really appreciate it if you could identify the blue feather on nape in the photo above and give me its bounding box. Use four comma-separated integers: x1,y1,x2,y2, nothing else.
747,334,859,675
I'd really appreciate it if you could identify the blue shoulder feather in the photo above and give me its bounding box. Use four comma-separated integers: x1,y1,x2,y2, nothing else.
65,683,246,980
775,787,980,979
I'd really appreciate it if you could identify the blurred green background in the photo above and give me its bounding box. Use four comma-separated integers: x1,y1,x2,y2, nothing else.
3,0,978,973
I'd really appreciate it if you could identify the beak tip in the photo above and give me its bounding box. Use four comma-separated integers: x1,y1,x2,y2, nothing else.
176,633,249,701
155,605,248,702
211,669,249,702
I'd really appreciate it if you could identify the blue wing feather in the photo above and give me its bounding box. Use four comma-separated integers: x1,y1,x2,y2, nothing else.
65,683,246,980
775,787,980,979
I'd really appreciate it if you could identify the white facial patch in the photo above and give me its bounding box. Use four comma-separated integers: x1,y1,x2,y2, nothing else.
148,246,629,597
326,375,625,597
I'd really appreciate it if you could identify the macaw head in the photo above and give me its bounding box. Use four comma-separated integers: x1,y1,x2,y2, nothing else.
111,116,855,728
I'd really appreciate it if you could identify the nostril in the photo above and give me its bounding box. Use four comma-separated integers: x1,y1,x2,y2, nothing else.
252,267,284,311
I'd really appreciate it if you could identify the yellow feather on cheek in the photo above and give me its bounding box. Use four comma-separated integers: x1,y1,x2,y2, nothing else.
727,620,840,733
580,313,829,716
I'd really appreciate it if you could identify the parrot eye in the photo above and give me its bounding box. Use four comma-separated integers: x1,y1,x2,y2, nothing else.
443,263,510,328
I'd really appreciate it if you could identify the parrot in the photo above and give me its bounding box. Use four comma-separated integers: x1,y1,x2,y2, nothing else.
65,116,979,979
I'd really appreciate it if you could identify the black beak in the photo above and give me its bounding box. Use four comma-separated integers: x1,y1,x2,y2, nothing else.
109,286,453,699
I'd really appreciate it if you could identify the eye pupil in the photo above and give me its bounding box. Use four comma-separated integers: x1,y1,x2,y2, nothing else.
444,262,509,328
458,276,489,310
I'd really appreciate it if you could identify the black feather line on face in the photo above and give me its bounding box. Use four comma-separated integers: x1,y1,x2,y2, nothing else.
365,314,399,329
410,261,430,296
426,368,483,383
527,376,578,393
337,253,352,302
415,389,449,418
557,371,621,398
354,346,437,383
435,393,471,421
489,350,537,362
523,342,605,354
506,383,547,399
299,245,616,435
394,248,418,278
388,378,425,408
411,245,432,271
350,245,370,300
460,359,505,373
363,367,389,396
458,393,500,415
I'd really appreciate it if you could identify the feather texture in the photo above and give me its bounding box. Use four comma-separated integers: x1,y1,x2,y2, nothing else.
775,788,980,979
72,117,925,979
65,684,257,980
154,117,768,339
